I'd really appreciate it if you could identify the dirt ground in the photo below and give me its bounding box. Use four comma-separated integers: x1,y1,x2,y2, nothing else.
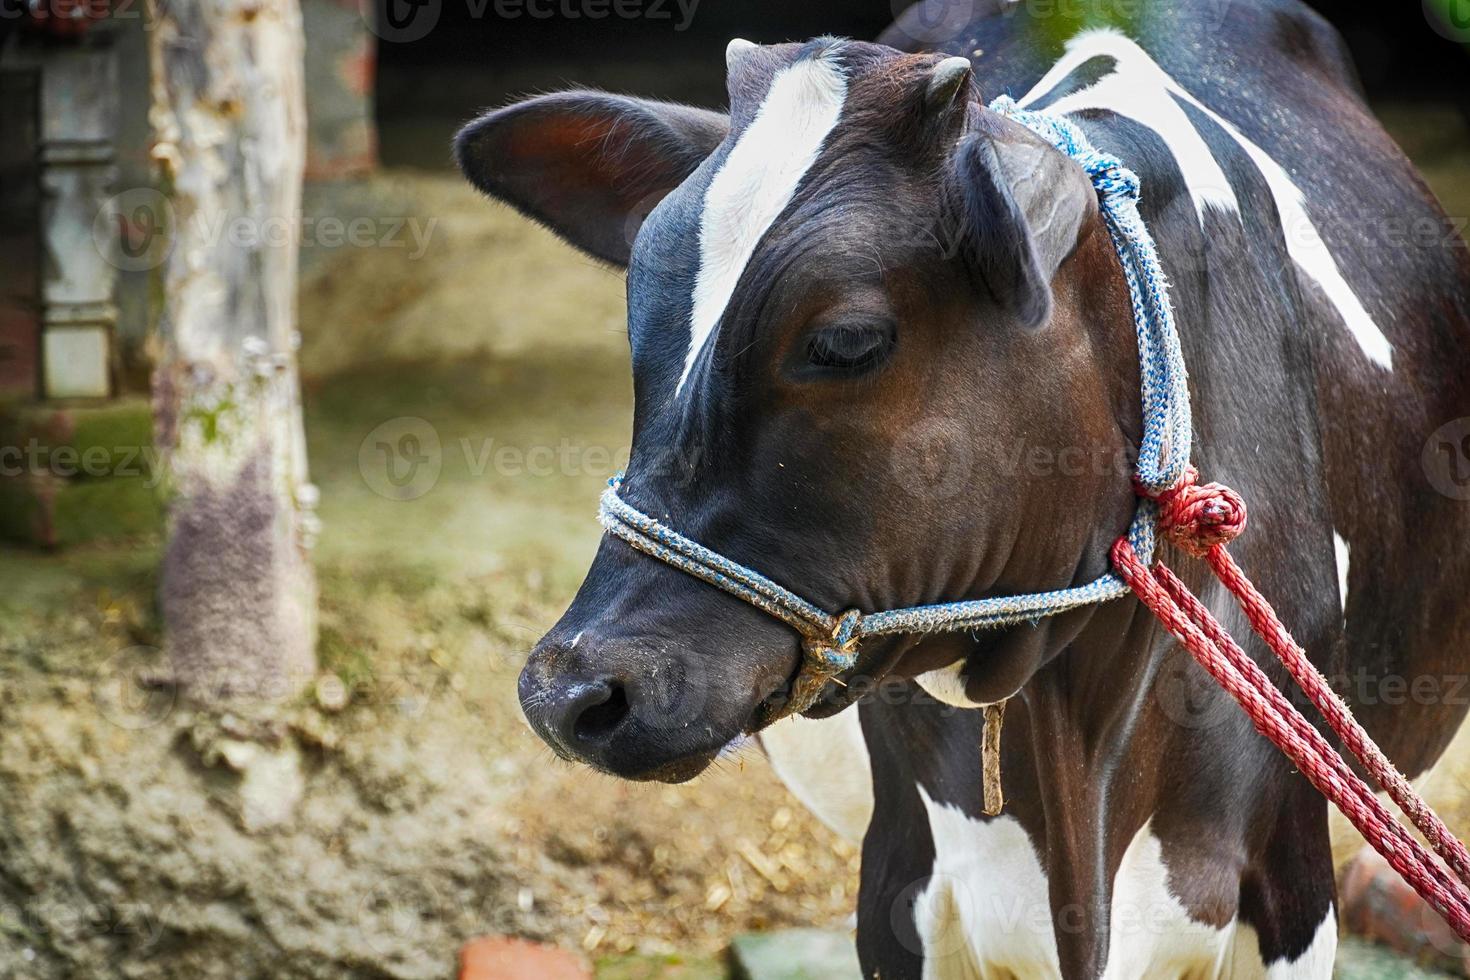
1,104,1468,978
0,174,861,978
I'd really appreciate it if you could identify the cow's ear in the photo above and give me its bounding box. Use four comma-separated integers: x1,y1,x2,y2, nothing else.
455,91,729,267
949,115,1096,328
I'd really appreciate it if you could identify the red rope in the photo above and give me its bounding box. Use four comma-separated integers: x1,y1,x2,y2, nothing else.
1113,468,1470,939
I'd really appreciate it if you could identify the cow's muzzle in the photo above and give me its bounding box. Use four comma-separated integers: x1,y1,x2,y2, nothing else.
518,630,765,782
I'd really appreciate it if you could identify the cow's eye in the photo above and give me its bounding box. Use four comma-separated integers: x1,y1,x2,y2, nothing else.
804,320,896,375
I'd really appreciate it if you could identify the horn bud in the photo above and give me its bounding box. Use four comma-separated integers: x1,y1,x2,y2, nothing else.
927,55,974,111
727,37,757,73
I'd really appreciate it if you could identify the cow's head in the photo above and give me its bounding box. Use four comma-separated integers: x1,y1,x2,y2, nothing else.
457,39,1139,782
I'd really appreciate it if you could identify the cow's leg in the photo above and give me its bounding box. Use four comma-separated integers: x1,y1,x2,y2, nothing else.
857,692,1069,979
1230,785,1337,978
855,818,936,979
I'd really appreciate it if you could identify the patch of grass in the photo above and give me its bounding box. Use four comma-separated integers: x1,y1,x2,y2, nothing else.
595,953,729,980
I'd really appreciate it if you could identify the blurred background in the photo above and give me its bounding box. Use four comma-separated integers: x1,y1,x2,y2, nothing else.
0,0,1467,977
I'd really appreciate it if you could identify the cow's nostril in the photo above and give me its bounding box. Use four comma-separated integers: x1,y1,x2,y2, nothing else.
572,680,631,742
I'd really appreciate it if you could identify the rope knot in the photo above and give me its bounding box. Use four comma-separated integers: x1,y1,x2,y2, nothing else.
802,609,863,674
1145,466,1247,558
786,610,864,717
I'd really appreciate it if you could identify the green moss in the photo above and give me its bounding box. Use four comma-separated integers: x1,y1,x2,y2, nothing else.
184,396,238,446
316,620,376,689
0,399,155,480
51,476,164,549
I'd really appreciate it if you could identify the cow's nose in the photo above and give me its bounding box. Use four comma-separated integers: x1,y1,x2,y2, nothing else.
558,677,632,747
519,656,636,759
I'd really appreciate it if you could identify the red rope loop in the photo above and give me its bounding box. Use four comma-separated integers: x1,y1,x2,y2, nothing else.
1145,465,1247,557
1113,468,1470,942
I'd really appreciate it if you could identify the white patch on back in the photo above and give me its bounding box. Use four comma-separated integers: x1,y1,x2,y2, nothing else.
914,661,987,709
679,52,848,395
1333,530,1350,614
759,708,873,844
1021,40,1239,222
1020,28,1393,371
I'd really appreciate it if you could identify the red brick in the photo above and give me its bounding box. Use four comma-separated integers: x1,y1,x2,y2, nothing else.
459,937,591,980
1339,846,1470,974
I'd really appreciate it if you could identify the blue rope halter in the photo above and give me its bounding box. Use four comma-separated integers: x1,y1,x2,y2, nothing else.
598,98,1194,715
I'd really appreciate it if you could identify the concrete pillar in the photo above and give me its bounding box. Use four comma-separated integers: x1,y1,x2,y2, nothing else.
37,35,120,399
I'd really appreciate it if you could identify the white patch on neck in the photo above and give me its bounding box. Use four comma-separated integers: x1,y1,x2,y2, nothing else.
914,661,988,709
1020,28,1394,371
679,52,848,395
1333,530,1350,615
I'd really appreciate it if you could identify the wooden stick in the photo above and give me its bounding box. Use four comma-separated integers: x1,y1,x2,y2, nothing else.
982,700,1007,816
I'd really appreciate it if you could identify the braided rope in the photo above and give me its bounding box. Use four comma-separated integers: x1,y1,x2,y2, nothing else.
988,97,1193,494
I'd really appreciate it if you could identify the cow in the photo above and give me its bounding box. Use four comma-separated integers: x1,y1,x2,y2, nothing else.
454,0,1470,975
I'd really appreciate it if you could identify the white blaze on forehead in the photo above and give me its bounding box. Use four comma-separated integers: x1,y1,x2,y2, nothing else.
678,51,848,395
